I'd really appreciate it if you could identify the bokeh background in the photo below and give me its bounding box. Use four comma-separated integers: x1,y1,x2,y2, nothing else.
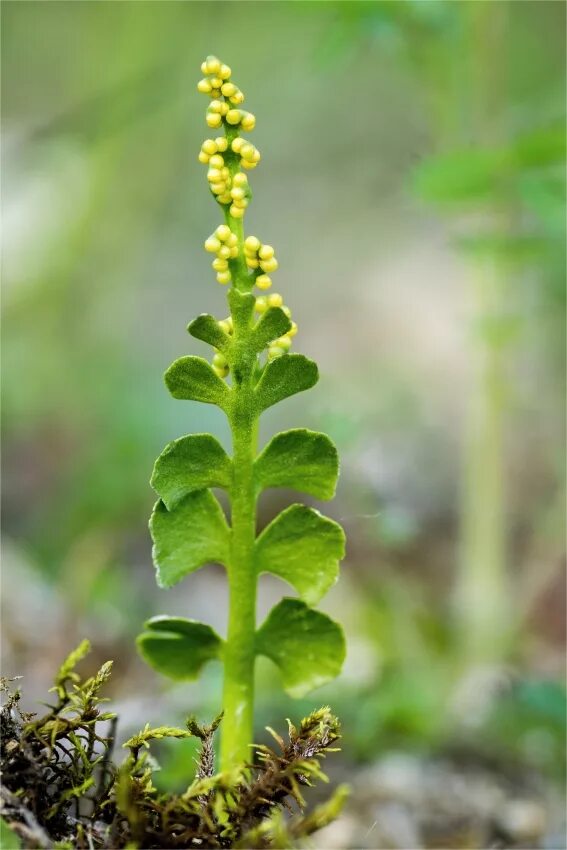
2,2,565,847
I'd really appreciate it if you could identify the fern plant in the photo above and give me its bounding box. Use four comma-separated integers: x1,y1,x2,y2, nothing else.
137,55,346,771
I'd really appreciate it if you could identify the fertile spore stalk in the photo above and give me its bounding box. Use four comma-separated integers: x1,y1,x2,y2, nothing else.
137,55,346,771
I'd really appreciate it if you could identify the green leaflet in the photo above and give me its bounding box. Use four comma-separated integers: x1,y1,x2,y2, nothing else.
254,354,318,413
256,599,345,698
188,314,232,352
255,505,344,605
416,125,567,207
165,356,230,409
137,616,223,680
151,434,232,510
251,308,292,352
413,149,506,205
150,491,230,588
254,429,339,499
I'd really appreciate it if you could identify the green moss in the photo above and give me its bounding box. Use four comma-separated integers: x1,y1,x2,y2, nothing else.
1,644,346,849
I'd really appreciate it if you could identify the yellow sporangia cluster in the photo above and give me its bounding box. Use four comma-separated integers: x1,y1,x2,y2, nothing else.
230,137,260,170
198,56,260,220
199,140,254,214
198,56,256,146
199,137,230,203
197,55,299,374
227,172,250,218
204,225,238,285
244,236,279,290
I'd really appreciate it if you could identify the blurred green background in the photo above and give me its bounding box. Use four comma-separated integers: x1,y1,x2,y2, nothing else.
1,1,565,844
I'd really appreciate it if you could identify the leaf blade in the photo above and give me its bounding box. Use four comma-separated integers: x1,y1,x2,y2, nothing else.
255,429,339,499
255,354,318,413
255,504,345,605
151,434,232,509
164,356,230,410
256,599,346,698
251,307,292,353
150,491,230,588
137,616,223,681
188,314,231,352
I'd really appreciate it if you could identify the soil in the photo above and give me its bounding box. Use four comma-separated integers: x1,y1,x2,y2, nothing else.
317,752,566,850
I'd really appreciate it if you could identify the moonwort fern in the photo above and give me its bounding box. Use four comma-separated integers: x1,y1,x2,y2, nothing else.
137,55,346,771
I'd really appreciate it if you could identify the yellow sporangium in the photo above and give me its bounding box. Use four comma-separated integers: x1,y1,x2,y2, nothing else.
206,112,222,129
240,113,256,131
260,257,278,273
204,236,221,253
197,78,212,94
255,274,272,290
212,350,229,377
226,109,242,126
254,296,268,314
218,316,233,335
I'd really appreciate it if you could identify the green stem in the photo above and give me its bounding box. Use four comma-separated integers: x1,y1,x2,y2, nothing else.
458,261,508,662
222,384,258,769
219,119,258,770
456,2,512,666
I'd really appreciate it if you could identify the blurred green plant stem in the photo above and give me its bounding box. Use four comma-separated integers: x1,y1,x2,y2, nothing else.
456,2,512,664
406,0,563,666
459,253,509,661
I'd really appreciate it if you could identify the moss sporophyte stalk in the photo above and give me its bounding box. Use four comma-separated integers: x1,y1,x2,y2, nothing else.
137,55,346,771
